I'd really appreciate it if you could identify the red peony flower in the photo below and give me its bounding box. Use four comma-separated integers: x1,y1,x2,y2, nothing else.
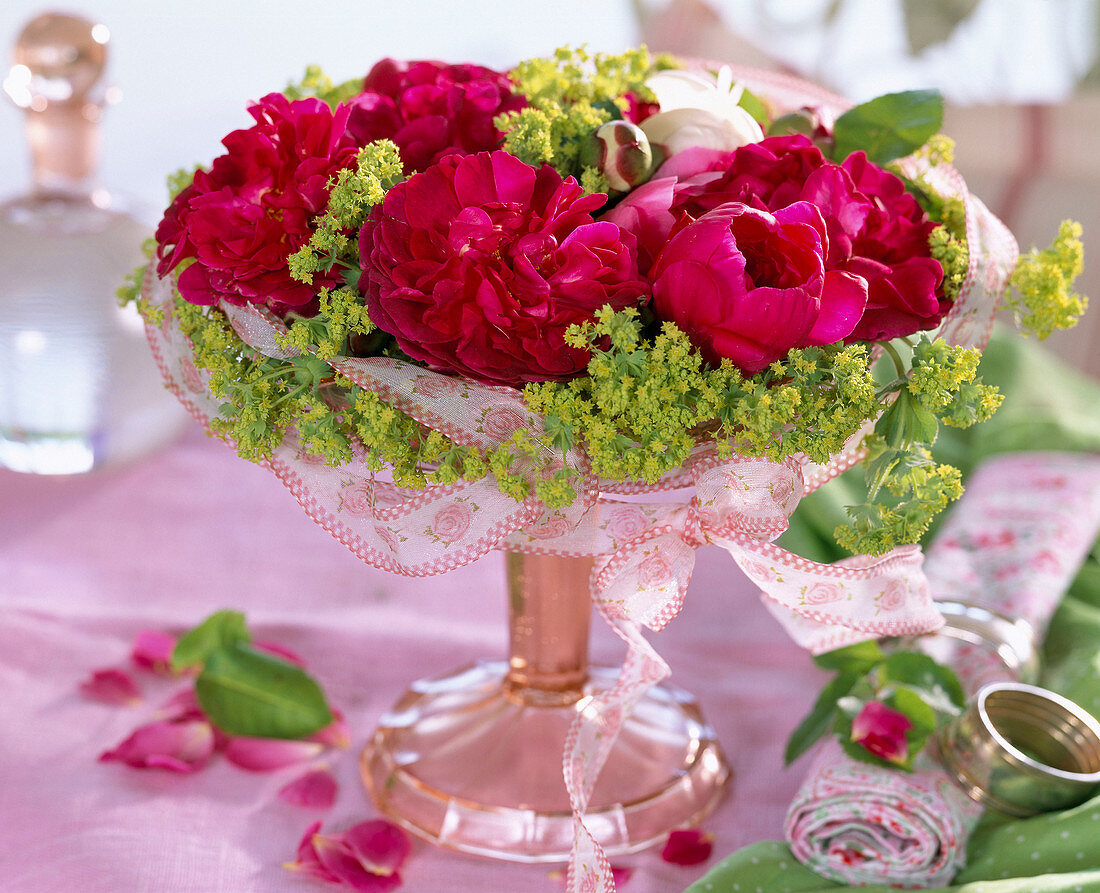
850,700,914,765
671,135,946,341
155,93,359,314
650,201,867,372
358,150,649,387
346,58,526,173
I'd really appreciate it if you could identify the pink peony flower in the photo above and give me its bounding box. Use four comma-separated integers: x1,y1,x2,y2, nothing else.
346,58,526,173
661,828,715,866
81,668,142,706
359,150,649,386
850,700,913,764
156,93,359,314
650,201,867,372
671,135,945,341
99,719,216,773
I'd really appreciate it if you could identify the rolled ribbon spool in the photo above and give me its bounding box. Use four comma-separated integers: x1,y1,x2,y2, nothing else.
937,682,1100,817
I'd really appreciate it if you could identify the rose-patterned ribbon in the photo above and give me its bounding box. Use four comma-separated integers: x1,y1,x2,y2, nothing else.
140,65,1018,893
785,451,1100,888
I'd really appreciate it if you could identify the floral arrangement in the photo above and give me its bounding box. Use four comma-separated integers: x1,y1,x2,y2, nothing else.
124,47,1082,558
121,45,1086,892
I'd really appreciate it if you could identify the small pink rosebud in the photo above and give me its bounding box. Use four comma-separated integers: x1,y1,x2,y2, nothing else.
278,768,338,810
850,700,914,765
131,629,178,674
80,668,142,706
99,719,215,773
579,119,654,192
223,736,324,772
661,828,714,866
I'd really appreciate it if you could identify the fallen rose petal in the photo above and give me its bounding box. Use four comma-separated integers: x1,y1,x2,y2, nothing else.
611,866,633,885
661,828,714,866
343,819,411,876
157,687,205,721
253,639,307,667
99,719,215,772
131,630,178,674
311,709,351,750
224,736,324,772
278,768,338,810
314,834,403,892
80,668,142,706
284,821,341,885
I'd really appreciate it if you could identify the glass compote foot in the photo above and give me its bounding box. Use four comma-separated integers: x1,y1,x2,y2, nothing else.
361,551,731,862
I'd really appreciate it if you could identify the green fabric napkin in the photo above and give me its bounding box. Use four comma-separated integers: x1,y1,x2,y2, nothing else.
687,334,1100,893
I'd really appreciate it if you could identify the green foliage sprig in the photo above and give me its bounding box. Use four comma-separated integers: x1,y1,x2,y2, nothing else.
284,64,365,108
785,640,965,771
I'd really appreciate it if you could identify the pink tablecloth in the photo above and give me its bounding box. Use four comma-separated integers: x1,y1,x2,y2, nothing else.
0,426,823,893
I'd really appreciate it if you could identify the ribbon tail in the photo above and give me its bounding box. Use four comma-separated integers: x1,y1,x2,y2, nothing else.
715,535,944,654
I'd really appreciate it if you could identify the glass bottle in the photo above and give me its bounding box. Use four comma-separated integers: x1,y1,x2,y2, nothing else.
0,12,187,474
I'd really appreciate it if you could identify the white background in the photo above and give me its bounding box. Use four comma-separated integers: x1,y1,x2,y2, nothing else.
0,1,640,213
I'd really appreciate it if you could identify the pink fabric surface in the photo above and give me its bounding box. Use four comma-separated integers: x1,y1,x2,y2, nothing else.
0,426,825,893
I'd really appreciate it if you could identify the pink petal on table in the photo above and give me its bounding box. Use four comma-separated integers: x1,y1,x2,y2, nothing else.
131,630,178,674
224,736,324,772
80,668,142,706
311,709,352,750
611,866,634,885
157,687,205,721
253,639,307,667
278,768,338,810
660,828,715,866
98,719,215,773
314,834,403,892
284,821,341,884
343,819,411,876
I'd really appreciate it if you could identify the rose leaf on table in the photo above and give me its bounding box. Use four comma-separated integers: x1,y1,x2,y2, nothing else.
96,614,343,774
80,667,143,706
785,641,965,771
286,820,411,891
278,768,339,810
168,610,335,740
661,828,714,866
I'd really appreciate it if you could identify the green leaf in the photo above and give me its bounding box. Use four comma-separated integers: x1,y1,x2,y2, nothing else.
195,643,334,739
879,650,967,717
785,671,862,765
813,640,885,675
171,610,251,672
737,87,769,126
831,89,944,164
878,389,940,450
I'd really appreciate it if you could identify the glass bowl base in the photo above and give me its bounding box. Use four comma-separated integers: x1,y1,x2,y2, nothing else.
360,660,731,863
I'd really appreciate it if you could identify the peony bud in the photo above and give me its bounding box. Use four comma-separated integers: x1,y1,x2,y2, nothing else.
579,120,654,192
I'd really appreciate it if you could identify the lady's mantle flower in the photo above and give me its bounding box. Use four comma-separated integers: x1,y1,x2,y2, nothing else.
850,700,913,765
359,150,649,387
156,93,359,314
